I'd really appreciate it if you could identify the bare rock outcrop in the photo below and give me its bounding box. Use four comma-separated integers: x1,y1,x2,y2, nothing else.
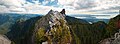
100,29,120,44
0,35,11,44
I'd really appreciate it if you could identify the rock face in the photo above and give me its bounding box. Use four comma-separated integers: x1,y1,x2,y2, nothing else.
34,9,66,31
33,9,72,44
99,32,120,44
0,35,11,44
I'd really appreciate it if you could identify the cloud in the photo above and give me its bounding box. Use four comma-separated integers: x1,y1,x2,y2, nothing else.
0,0,59,14
51,0,55,2
0,0,119,17
58,0,74,5
57,0,97,10
23,4,63,14
0,0,24,7
0,0,27,12
84,0,120,11
0,5,10,13
42,0,49,5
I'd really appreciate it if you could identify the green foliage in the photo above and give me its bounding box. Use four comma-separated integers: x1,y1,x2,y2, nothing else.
105,15,120,37
70,28,81,44
6,16,42,44
11,41,15,44
47,19,72,44
35,28,47,44
65,14,120,44
67,18,107,44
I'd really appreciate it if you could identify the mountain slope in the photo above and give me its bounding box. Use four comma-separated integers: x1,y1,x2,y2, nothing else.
99,13,120,44
105,14,120,37
7,9,72,44
65,16,89,24
32,9,72,44
7,16,42,44
0,13,40,34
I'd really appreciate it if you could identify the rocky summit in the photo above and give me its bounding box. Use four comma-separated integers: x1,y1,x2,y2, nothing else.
34,9,66,32
33,9,72,44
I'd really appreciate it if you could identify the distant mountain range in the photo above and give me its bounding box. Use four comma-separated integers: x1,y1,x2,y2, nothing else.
0,13,40,34
69,15,110,23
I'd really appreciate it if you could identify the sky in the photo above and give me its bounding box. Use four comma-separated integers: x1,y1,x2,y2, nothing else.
0,0,120,18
